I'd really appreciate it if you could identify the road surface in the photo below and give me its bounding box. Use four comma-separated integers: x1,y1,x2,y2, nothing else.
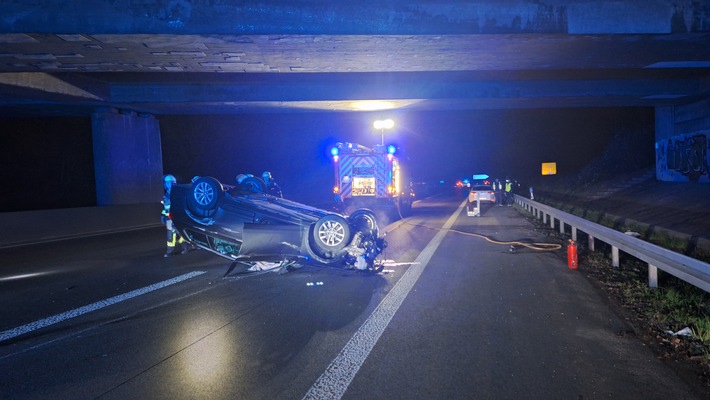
0,194,704,399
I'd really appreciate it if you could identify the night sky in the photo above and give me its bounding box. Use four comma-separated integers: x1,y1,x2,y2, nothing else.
1,107,654,212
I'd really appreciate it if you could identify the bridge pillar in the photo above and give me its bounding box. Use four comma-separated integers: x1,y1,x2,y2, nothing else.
655,100,710,183
92,108,164,205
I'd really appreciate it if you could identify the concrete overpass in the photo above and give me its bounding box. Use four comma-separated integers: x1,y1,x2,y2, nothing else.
1,0,709,206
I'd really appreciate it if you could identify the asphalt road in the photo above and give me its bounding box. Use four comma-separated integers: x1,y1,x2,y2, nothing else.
0,194,705,400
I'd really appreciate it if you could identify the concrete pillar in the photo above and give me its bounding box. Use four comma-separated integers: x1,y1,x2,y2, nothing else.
92,108,163,205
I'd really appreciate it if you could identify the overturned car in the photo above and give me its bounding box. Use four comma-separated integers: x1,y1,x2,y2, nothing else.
169,175,387,271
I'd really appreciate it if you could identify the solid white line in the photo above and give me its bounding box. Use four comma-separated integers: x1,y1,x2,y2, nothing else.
0,270,206,342
303,199,467,400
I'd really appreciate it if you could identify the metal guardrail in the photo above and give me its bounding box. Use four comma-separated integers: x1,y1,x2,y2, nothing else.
515,195,710,293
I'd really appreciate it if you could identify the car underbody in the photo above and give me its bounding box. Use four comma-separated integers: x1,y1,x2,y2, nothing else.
169,176,388,273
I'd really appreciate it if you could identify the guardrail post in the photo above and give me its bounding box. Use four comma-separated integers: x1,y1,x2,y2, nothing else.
588,235,595,251
572,226,577,241
560,221,565,234
550,216,555,229
542,213,547,224
648,264,658,288
612,246,619,268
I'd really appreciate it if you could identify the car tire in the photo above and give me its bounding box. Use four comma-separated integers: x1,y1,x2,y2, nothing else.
309,214,351,258
348,208,379,237
240,176,267,193
187,176,223,218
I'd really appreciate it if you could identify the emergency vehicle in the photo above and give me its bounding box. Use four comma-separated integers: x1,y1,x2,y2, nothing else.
330,142,413,216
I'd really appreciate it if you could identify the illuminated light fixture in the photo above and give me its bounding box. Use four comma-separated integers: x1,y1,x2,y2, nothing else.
373,119,394,130
333,186,340,194
373,119,394,145
387,145,396,155
330,147,339,156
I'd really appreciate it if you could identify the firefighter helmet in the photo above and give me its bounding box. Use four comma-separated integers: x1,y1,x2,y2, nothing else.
163,174,177,190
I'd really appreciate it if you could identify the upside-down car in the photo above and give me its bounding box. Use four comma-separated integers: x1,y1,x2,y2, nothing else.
169,175,387,271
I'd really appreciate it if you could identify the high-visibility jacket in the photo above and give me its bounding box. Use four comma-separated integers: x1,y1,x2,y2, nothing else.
505,182,512,192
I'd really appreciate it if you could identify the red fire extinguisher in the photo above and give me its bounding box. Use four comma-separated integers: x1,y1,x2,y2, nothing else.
567,239,578,270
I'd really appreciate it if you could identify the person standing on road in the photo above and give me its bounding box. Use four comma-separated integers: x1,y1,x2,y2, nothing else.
493,178,503,206
161,174,194,257
504,178,513,206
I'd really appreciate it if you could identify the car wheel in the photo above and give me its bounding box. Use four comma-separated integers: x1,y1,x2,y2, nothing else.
188,176,223,218
240,176,267,193
348,208,379,237
310,214,351,257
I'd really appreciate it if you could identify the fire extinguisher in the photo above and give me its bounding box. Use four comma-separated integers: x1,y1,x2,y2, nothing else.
567,239,578,270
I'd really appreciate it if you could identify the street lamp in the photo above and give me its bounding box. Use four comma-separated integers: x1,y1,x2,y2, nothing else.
373,118,394,145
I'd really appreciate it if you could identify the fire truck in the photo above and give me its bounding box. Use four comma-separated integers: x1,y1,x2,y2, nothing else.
330,142,413,216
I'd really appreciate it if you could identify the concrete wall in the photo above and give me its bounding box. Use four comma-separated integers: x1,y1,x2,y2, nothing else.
0,203,162,249
655,100,710,183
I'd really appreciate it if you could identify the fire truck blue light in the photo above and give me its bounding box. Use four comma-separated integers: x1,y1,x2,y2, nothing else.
387,145,396,154
331,147,339,156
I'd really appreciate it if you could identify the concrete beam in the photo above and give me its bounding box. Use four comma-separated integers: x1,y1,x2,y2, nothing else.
108,75,704,103
0,72,107,100
1,1,708,35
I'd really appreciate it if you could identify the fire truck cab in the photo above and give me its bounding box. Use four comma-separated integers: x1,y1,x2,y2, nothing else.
331,142,413,217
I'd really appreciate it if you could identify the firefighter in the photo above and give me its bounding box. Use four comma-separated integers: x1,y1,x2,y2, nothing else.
262,171,283,198
493,178,503,206
161,174,194,257
504,178,513,206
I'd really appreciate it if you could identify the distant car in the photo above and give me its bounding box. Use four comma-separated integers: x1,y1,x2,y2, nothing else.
169,175,387,271
467,184,496,216
469,184,496,203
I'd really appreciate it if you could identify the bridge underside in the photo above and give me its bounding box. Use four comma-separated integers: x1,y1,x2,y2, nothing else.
0,0,708,202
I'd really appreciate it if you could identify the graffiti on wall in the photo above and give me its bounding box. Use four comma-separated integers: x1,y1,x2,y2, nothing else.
656,132,709,182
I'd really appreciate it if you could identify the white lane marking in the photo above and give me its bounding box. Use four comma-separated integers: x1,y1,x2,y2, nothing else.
0,271,56,282
0,270,206,342
304,199,467,400
382,261,420,267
